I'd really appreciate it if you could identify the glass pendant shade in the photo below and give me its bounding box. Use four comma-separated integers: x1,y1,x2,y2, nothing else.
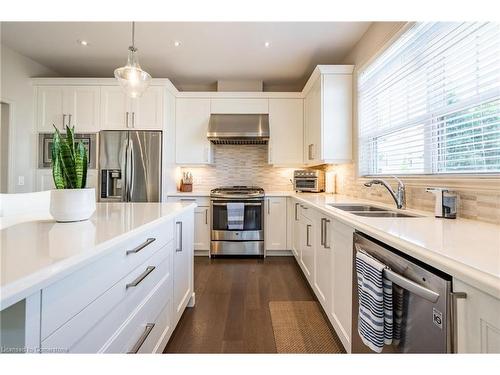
114,46,152,98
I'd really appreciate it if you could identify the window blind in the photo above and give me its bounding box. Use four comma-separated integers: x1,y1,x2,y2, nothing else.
358,22,500,176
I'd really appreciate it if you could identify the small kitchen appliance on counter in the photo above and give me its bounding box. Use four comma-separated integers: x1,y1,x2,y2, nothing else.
426,187,458,219
293,170,325,192
210,186,265,257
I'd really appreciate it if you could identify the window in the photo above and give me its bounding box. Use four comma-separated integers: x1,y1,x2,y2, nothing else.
358,22,500,176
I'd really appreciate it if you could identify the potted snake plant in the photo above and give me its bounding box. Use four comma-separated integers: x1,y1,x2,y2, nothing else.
49,125,96,222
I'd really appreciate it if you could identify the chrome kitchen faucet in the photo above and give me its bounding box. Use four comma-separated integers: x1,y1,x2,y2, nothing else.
364,176,406,209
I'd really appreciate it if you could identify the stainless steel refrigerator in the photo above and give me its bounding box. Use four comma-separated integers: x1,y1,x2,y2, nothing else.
99,130,162,202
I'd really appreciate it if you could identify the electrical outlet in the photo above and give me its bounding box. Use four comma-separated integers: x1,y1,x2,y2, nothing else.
18,176,25,186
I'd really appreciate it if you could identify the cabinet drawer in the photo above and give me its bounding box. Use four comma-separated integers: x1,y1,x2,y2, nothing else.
167,196,209,207
103,272,172,353
42,242,172,353
41,220,173,340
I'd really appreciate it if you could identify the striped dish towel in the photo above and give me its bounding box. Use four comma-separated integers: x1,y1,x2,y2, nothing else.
227,202,244,230
355,250,394,353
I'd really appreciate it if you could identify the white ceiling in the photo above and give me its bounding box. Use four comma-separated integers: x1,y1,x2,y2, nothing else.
1,22,371,91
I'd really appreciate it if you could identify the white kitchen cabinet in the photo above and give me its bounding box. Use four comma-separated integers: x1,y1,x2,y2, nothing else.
454,279,500,353
210,98,268,114
100,86,163,130
313,212,333,314
37,86,100,132
329,218,354,352
175,98,212,165
173,209,195,325
36,169,98,194
299,205,315,281
194,206,210,251
291,200,301,259
264,197,287,252
303,66,353,165
268,99,304,165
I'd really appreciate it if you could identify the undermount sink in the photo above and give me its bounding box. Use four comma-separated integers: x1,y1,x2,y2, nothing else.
352,211,421,218
327,204,389,212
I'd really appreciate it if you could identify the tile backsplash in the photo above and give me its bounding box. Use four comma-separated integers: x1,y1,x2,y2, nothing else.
321,163,500,224
179,144,295,192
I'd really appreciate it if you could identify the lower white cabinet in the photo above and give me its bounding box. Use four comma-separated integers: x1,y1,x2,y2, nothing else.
173,209,195,325
454,279,500,353
36,208,195,353
194,206,210,251
265,197,287,252
329,218,354,352
313,212,332,314
299,206,315,281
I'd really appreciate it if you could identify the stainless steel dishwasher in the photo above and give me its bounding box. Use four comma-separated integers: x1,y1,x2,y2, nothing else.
352,232,461,353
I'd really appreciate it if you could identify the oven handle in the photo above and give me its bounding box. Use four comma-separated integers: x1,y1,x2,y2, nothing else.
212,202,262,206
354,243,440,303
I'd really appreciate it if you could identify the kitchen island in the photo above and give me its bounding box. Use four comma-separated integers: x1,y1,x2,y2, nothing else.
0,202,196,353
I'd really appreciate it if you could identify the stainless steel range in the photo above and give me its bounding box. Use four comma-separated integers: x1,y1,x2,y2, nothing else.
210,186,265,257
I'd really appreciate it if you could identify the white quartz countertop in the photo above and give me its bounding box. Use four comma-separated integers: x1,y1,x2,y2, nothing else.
168,190,500,297
0,202,195,309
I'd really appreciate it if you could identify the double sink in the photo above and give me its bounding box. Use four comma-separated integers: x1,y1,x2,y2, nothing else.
327,204,421,218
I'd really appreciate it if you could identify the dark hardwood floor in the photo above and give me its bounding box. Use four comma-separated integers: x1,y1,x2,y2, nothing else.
164,256,316,353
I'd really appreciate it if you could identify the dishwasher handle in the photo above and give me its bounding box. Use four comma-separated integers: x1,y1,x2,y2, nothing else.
355,243,440,303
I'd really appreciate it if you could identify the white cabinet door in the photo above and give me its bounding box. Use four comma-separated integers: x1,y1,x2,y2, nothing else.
194,206,210,251
264,197,287,251
291,200,301,259
304,77,321,165
131,86,164,130
299,212,314,281
210,98,268,114
329,218,354,352
314,213,332,314
37,86,66,132
100,86,130,130
268,99,304,165
64,86,100,132
173,209,194,325
454,279,500,353
175,98,212,165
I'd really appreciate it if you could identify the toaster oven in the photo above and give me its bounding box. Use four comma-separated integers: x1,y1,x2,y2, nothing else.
293,170,325,192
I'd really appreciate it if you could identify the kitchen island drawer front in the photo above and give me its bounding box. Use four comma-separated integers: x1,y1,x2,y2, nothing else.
42,242,172,353
103,275,172,353
167,196,209,207
41,220,172,340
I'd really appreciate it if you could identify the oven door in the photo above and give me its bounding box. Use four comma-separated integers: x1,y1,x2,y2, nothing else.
294,178,318,192
211,200,263,241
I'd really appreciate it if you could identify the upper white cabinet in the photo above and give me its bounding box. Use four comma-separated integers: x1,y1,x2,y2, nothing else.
264,197,288,252
210,98,268,114
303,66,353,165
100,86,163,130
454,279,500,353
268,98,304,165
37,86,100,132
175,98,212,165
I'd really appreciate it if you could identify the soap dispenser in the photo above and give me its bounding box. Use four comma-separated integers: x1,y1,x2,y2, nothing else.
426,187,458,219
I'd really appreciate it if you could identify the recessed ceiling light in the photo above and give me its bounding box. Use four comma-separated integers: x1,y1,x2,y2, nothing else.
77,40,89,46
264,41,271,48
174,41,181,47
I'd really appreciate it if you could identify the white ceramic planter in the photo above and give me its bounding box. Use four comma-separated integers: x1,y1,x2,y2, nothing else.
50,188,96,222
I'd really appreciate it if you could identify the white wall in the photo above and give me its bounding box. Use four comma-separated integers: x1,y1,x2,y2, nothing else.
0,44,58,193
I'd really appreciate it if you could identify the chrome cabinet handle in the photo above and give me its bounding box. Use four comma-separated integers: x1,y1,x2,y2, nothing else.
267,199,271,215
62,114,67,129
126,111,129,128
176,221,183,252
126,238,156,255
131,112,135,128
295,203,299,221
306,224,311,247
68,114,72,126
320,218,325,246
450,291,467,353
323,219,330,249
308,144,315,160
205,209,208,225
127,323,155,354
180,198,196,201
126,266,155,289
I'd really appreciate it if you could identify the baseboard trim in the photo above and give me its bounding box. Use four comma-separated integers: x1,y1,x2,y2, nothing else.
265,250,293,257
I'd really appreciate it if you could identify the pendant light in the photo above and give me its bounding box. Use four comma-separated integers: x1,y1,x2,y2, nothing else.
114,22,152,98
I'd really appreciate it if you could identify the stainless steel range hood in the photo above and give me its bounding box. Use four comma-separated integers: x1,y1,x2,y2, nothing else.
207,114,269,144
